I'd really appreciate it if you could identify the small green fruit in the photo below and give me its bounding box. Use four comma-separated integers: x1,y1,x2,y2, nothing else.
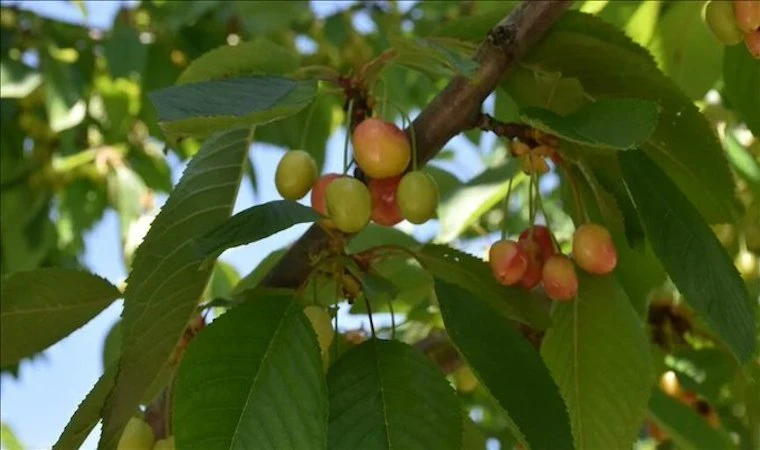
275,150,318,200
117,417,154,450
326,177,371,233
396,171,439,224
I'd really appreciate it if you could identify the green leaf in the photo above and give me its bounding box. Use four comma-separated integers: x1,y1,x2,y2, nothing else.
430,2,519,41
437,160,522,243
461,415,487,450
418,245,550,330
648,1,722,100
390,36,479,78
347,223,420,253
0,58,42,98
540,273,655,450
53,367,117,450
521,98,659,150
509,11,735,223
725,133,760,198
1,422,24,450
435,277,573,450
723,44,760,137
327,339,461,450
502,68,587,116
648,389,733,450
98,128,253,449
103,23,147,80
177,38,300,85
196,200,318,262
231,249,287,297
42,49,85,132
107,165,147,239
148,76,316,144
0,268,121,368
620,150,755,362
174,290,328,450
622,0,661,47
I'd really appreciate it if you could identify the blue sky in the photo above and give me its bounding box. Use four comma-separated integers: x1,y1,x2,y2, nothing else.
0,1,504,448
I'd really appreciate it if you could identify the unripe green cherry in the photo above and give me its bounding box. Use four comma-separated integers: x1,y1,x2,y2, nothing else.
275,150,318,200
326,177,372,233
396,171,439,224
117,417,154,450
704,0,744,45
153,436,175,450
572,223,618,275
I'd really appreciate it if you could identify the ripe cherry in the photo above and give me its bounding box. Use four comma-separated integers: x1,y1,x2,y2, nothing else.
326,177,372,233
117,417,154,450
518,225,556,263
517,239,543,289
572,223,618,275
489,240,528,286
275,150,318,200
704,0,745,45
310,173,341,216
541,254,578,301
396,171,439,224
745,29,760,58
369,176,402,226
733,0,760,33
352,118,411,178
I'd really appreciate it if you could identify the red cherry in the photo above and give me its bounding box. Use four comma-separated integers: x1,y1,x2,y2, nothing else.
572,223,618,275
517,239,543,289
310,173,341,216
369,176,403,226
352,118,411,178
518,225,556,263
488,240,528,286
541,254,578,301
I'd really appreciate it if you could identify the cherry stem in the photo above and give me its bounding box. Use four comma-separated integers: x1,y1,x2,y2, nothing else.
534,175,559,251
388,294,396,339
501,177,514,241
332,304,339,363
364,294,377,337
389,100,417,171
342,99,355,175
563,166,590,224
373,76,388,119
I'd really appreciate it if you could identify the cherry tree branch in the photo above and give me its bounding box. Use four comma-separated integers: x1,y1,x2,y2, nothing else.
261,0,572,289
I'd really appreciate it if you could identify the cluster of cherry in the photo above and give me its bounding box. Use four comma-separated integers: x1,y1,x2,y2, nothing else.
488,223,618,301
274,118,439,233
705,0,760,58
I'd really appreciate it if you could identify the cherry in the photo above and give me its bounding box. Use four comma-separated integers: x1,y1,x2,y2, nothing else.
521,154,549,175
352,118,411,178
396,171,439,224
510,139,530,157
369,176,403,226
572,223,618,275
153,437,176,450
517,239,543,289
518,225,556,263
541,254,578,301
745,29,760,58
326,177,372,233
733,0,760,33
116,417,154,450
704,0,744,45
310,173,341,216
488,240,528,286
275,150,318,200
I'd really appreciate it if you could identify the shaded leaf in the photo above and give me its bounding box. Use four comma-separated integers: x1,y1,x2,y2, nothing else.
620,150,755,362
196,200,318,261
418,245,550,330
327,339,461,450
521,98,659,150
174,290,328,450
540,273,654,450
149,76,316,143
435,277,572,450
0,268,120,368
98,128,253,449
648,389,733,450
0,58,42,98
391,36,478,78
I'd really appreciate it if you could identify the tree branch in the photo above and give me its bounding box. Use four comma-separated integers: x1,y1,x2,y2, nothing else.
261,0,572,289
